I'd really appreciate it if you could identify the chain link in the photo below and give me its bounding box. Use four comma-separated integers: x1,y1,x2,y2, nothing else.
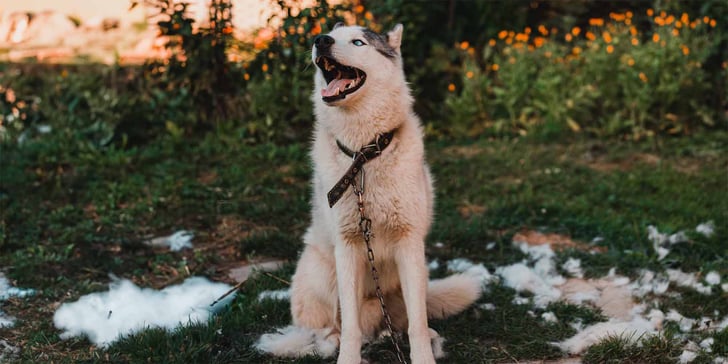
351,166,407,364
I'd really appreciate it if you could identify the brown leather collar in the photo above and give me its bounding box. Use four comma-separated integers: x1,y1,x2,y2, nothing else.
327,130,396,207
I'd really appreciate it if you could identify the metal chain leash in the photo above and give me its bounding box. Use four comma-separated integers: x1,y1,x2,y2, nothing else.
351,167,408,364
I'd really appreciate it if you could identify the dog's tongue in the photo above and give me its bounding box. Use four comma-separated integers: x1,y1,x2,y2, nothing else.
322,78,354,97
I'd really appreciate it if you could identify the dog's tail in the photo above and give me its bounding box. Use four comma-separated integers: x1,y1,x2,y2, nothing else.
254,325,338,358
427,273,483,320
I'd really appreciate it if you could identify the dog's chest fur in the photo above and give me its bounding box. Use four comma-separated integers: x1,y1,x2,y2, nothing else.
310,119,433,249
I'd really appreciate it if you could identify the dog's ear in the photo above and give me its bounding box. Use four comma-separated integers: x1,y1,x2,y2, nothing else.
387,24,404,51
333,22,345,30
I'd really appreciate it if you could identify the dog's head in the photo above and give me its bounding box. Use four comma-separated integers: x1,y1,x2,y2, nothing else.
312,23,404,106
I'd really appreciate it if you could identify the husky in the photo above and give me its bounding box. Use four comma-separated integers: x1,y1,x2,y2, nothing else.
255,23,482,363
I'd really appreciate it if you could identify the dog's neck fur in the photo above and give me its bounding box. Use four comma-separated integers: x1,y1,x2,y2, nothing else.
315,72,413,151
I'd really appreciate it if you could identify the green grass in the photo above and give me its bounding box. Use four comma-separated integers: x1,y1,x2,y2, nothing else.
2,106,727,362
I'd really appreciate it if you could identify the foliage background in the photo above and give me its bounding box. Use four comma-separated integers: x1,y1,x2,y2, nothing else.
1,0,725,150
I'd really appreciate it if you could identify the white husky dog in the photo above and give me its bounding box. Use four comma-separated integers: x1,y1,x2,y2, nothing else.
255,23,482,363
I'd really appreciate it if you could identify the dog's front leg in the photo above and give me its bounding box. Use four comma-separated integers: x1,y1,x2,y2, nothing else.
396,238,436,364
335,242,364,364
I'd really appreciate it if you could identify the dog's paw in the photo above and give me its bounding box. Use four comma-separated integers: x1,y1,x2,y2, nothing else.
336,352,362,364
429,327,446,359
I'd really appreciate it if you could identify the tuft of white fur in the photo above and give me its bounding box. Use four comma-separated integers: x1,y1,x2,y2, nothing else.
254,325,338,358
555,316,656,354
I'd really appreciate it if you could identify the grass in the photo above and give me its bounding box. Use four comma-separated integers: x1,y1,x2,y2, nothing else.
2,97,727,362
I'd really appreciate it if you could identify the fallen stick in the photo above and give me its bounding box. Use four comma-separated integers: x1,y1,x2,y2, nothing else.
209,280,246,307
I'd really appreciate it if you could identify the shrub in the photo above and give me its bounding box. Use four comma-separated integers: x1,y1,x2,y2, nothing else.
445,9,724,139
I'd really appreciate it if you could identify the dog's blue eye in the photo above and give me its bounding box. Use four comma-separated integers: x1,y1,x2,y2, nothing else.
352,39,365,46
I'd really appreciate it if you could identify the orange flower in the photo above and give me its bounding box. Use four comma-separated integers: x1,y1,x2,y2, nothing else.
572,46,582,55
710,19,716,27
672,28,679,36
354,5,365,13
681,45,690,55
631,37,639,46
311,23,322,35
647,8,654,16
498,30,508,39
488,39,496,46
466,71,474,79
544,51,552,58
491,64,499,71
589,18,604,26
606,45,614,54
703,16,710,24
538,25,548,35
571,26,581,36
680,13,689,24
460,41,470,50
639,72,648,83
665,15,675,25
222,26,233,34
515,33,529,42
627,58,635,66
364,11,373,20
675,21,683,28
448,83,455,92
655,17,665,26
565,33,573,42
629,26,638,36
585,31,596,41
603,31,612,43
652,33,660,43
533,36,545,47
610,13,626,22
244,73,250,81
626,11,633,18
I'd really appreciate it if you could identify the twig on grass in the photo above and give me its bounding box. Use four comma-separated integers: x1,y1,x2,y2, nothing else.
263,271,291,286
209,280,246,307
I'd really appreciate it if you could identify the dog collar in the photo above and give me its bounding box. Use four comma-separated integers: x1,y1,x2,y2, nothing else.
327,130,396,207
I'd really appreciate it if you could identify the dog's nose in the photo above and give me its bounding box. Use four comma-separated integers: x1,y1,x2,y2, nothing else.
314,35,335,50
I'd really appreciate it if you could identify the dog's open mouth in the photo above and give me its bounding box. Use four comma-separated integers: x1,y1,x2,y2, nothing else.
315,56,366,102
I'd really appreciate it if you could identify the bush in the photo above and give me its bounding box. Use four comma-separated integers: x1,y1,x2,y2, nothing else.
445,9,724,139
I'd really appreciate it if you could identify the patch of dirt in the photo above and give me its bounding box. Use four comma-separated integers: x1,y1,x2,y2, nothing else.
513,230,606,253
581,152,661,173
581,150,711,175
443,145,487,158
227,260,287,283
457,201,487,218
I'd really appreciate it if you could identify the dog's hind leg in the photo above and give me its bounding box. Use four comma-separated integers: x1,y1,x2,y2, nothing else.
290,242,338,331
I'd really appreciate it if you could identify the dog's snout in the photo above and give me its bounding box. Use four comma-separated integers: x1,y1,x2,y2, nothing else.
314,35,335,50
